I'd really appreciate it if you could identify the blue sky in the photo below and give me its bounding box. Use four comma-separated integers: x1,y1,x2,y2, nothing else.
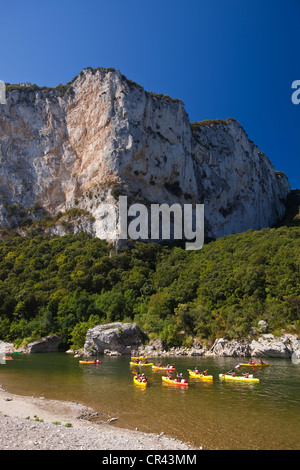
0,0,299,188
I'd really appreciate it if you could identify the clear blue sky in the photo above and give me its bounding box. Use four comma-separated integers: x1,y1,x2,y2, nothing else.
1,0,299,189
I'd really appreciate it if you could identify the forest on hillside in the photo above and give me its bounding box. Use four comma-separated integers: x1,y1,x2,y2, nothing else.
0,223,299,350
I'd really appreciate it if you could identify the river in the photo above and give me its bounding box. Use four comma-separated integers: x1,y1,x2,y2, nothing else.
0,353,299,450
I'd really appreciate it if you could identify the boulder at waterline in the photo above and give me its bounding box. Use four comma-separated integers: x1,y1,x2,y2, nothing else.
25,335,63,353
84,322,146,356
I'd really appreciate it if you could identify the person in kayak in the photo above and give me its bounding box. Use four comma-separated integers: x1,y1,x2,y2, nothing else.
259,358,265,364
228,369,236,376
156,362,162,367
167,370,174,379
176,373,186,383
135,372,147,383
193,367,200,375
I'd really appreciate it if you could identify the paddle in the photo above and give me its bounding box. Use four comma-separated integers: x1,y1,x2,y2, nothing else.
222,368,236,377
222,365,242,377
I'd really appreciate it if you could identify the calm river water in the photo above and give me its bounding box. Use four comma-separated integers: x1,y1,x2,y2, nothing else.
0,353,299,450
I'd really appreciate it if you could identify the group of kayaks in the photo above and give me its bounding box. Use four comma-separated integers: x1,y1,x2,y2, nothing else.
131,356,182,387
77,355,268,386
131,357,269,387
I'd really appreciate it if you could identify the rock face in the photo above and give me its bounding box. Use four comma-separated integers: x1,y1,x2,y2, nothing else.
84,322,145,356
211,334,300,358
0,340,14,354
25,335,63,353
0,67,290,241
136,333,300,359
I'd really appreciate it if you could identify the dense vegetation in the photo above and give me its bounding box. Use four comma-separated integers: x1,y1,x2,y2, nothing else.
0,221,299,350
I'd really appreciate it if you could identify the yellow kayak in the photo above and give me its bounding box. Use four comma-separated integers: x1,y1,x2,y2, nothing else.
219,374,259,383
239,362,269,367
133,376,148,387
152,365,176,371
162,376,188,387
129,362,153,366
131,356,147,361
188,370,213,381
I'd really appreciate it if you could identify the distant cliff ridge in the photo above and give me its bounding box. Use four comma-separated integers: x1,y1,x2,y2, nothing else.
0,67,290,240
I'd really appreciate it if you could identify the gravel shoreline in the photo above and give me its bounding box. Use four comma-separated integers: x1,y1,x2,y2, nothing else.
0,387,195,450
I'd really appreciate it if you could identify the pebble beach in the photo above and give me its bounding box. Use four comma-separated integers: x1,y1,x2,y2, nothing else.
0,387,195,450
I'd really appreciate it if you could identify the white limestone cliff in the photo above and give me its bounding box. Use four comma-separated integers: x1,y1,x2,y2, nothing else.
0,67,290,241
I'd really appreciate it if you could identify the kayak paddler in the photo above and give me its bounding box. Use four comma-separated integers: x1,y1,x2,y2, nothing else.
176,372,186,383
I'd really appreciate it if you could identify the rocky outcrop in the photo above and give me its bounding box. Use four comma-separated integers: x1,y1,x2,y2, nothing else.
0,336,63,354
0,340,14,355
134,329,300,359
191,120,290,238
25,335,63,353
250,334,300,359
211,334,300,359
209,338,251,357
83,322,146,356
0,67,290,241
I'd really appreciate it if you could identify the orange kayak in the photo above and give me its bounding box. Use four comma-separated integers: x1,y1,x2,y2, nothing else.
239,362,269,367
79,360,101,364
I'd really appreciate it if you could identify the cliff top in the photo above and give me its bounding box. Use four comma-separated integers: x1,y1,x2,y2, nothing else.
5,66,183,104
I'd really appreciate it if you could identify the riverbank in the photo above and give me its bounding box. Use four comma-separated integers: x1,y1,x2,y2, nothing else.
135,332,300,359
0,386,195,450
